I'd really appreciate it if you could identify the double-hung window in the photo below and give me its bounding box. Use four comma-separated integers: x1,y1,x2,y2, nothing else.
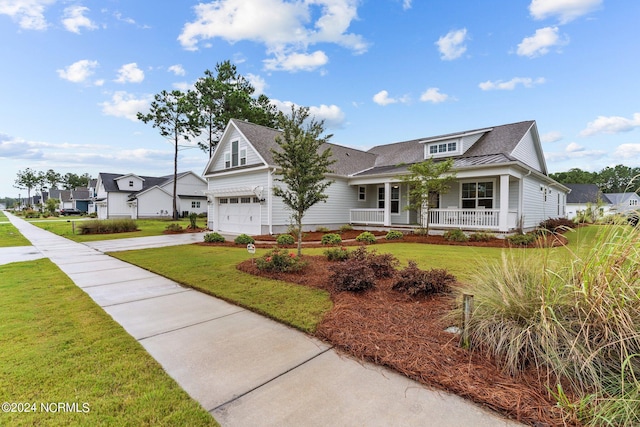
461,181,494,209
225,141,247,168
378,186,400,214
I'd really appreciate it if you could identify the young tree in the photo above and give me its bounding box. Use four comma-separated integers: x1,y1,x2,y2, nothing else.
44,169,62,189
271,106,336,255
192,61,278,156
14,168,41,208
397,158,456,235
137,90,201,220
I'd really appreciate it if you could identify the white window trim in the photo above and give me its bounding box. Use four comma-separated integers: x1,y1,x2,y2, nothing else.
426,138,461,158
224,152,231,169
459,178,496,209
358,186,366,202
378,185,401,214
224,143,247,168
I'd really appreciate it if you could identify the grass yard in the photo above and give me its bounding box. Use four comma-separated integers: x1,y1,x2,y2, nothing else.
112,245,332,333
0,259,218,427
31,217,207,242
0,221,32,247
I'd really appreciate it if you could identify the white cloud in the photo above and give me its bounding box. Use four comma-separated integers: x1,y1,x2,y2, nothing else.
264,50,328,72
62,6,97,34
0,0,55,30
246,73,267,95
115,63,145,84
540,131,563,143
178,0,367,72
100,91,152,121
580,113,640,137
435,29,468,61
271,99,345,129
373,90,411,106
419,88,449,104
544,142,605,162
168,64,186,76
613,144,640,160
402,0,412,10
478,77,545,91
57,59,99,84
517,26,567,57
529,0,602,24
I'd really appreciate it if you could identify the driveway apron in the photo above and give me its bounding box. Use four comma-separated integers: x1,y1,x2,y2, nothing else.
4,213,522,426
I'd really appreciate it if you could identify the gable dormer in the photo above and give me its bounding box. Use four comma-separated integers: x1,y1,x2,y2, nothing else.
420,128,491,159
115,174,144,191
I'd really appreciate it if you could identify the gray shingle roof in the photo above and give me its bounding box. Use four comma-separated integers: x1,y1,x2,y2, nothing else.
565,184,604,204
98,172,190,195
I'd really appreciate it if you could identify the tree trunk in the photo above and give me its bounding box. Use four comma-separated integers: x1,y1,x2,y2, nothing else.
296,214,303,256
173,130,179,220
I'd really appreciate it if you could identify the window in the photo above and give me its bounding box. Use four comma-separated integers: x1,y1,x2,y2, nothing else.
224,152,231,168
219,198,228,204
229,197,239,204
240,148,247,166
253,197,261,203
378,186,400,214
428,140,458,156
191,201,201,208
231,140,239,167
224,141,246,168
240,197,251,203
630,199,638,206
461,181,493,209
358,186,366,201
129,180,134,187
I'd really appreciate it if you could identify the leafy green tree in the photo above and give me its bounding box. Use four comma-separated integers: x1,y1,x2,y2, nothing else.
549,168,597,185
192,61,278,156
44,169,62,189
137,90,201,220
14,168,40,207
595,165,640,193
62,172,90,190
271,106,336,255
44,197,59,215
397,158,457,235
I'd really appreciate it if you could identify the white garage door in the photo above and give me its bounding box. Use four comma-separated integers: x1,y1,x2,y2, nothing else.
218,196,261,235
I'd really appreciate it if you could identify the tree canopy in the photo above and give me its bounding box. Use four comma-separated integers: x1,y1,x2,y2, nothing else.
271,106,336,255
550,165,640,194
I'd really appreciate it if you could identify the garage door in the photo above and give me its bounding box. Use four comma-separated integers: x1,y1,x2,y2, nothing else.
217,196,261,235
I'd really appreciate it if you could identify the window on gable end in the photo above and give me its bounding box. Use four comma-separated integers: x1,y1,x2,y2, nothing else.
231,140,239,167
240,148,247,166
224,152,231,168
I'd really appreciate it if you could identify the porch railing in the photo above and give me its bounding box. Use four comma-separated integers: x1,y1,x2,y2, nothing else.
427,208,500,228
350,208,384,225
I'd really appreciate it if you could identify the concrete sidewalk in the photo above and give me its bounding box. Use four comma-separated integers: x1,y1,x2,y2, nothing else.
3,213,522,426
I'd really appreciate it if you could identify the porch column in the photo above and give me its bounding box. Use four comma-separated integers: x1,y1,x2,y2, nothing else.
499,174,509,232
384,182,391,226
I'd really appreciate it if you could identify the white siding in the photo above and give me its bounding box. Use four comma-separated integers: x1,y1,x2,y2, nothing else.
116,175,144,191
211,128,264,172
521,176,562,229
107,193,131,218
160,173,206,197
136,190,173,218
511,128,542,172
460,132,485,153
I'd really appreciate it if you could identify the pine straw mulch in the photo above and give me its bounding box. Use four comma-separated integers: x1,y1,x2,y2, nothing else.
237,255,577,427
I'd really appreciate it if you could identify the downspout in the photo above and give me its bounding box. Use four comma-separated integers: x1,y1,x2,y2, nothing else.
269,168,276,235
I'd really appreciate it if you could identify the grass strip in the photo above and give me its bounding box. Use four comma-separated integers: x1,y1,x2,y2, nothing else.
0,259,218,426
112,245,332,334
0,222,32,247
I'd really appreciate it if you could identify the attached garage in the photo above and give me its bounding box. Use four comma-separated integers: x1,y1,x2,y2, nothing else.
217,196,262,235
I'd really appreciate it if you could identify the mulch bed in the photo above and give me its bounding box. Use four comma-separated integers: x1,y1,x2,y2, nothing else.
237,247,577,427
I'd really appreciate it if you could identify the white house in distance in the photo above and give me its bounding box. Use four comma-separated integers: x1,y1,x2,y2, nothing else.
94,171,207,219
202,119,569,236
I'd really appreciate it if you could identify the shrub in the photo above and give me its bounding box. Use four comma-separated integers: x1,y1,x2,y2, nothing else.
276,234,295,245
24,209,40,218
188,212,198,229
339,224,353,233
443,229,468,242
321,233,342,246
355,231,376,244
78,219,138,235
393,261,455,297
385,230,404,240
234,234,255,245
315,226,330,233
468,231,494,242
506,233,536,246
324,246,350,261
165,223,183,232
330,256,376,292
255,248,307,273
197,212,207,218
539,217,575,233
203,232,225,243
350,247,398,278
458,225,640,426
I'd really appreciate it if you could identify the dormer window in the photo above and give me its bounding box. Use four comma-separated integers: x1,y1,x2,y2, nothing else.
129,181,134,187
224,141,247,168
428,141,457,155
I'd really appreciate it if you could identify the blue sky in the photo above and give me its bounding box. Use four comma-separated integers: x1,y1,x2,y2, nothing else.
1,0,639,197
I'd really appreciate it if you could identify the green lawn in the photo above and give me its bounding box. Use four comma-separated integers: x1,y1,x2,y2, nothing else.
112,226,601,333
31,217,207,242
0,222,32,247
0,259,218,427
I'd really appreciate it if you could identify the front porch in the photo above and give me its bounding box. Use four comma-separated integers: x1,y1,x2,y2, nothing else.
349,207,518,231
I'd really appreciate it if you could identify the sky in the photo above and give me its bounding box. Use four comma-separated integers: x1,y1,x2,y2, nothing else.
1,0,639,197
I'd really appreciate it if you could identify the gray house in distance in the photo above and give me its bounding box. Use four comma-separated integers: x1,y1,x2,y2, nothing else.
202,119,569,236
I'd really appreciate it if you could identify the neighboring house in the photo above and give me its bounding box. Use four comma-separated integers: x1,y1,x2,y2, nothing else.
565,184,610,219
202,119,569,235
604,192,640,215
94,171,207,219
